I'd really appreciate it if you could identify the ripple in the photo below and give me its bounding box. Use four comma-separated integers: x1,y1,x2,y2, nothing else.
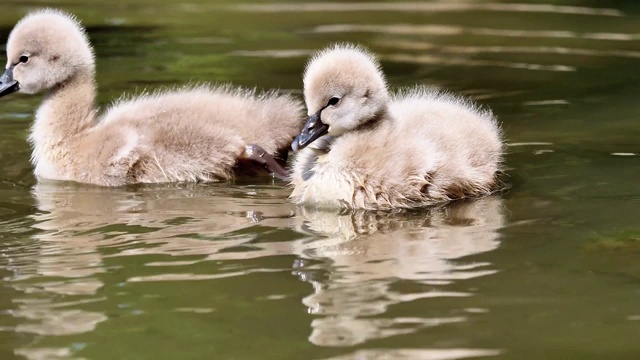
128,268,286,282
228,43,575,71
524,100,570,106
309,316,467,347
385,53,574,72
312,24,640,42
292,198,505,346
175,307,214,313
233,2,622,16
507,142,554,146
14,347,74,360
375,40,640,59
12,279,104,296
584,33,640,41
13,308,107,336
175,36,232,45
320,348,503,360
230,49,313,58
7,183,505,351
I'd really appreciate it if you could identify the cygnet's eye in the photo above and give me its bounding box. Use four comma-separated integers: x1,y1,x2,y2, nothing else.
18,55,29,64
327,97,340,106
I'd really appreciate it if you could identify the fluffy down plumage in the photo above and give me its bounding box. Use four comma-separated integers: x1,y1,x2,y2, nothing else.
290,44,504,209
2,9,303,186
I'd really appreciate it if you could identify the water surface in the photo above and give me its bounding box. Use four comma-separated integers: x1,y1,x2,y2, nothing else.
1,0,640,359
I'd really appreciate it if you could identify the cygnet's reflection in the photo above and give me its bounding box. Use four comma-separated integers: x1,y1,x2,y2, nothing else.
12,180,297,358
31,180,298,260
13,181,504,355
290,197,505,347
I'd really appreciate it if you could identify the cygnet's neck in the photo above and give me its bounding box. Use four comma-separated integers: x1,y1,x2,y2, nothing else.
36,70,98,133
351,105,390,136
317,106,390,150
29,70,98,178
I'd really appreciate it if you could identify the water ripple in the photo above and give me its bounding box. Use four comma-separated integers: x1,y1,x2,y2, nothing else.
385,53,574,72
3,182,504,351
375,40,640,59
312,24,640,42
293,197,505,347
321,348,503,360
232,2,622,17
309,316,467,347
230,49,314,58
128,268,286,282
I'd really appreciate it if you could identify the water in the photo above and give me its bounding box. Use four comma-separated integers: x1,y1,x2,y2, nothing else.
1,0,640,359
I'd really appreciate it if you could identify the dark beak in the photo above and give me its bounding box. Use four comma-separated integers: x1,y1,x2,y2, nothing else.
0,65,19,97
291,109,329,151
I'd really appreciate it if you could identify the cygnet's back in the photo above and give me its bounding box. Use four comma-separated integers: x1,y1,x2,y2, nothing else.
103,87,299,155
388,89,503,198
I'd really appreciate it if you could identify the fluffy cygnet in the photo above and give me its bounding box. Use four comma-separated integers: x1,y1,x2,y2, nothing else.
0,9,303,186
289,44,504,209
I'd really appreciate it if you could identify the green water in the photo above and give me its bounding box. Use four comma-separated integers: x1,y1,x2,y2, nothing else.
1,0,640,359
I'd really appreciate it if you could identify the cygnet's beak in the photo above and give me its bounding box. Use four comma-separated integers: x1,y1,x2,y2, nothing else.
0,65,19,97
291,109,329,151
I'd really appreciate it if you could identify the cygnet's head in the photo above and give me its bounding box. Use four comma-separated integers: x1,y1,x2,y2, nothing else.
0,9,95,97
291,44,389,151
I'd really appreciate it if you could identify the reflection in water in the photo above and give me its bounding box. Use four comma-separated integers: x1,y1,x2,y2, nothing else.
14,347,76,360
292,198,504,349
10,181,297,358
321,348,502,360
30,180,297,266
10,182,505,357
